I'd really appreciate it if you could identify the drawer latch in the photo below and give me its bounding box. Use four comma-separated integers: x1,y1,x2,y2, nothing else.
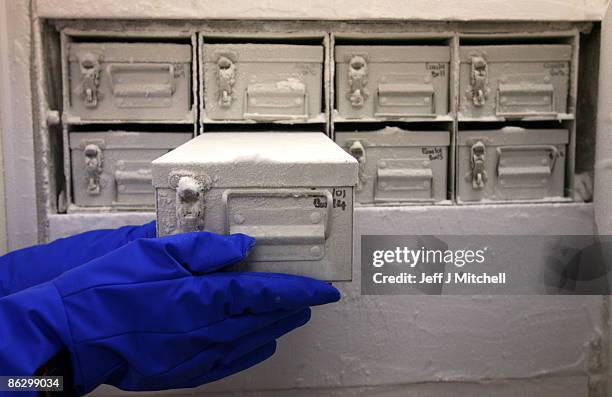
470,140,487,189
83,143,103,196
217,55,236,108
347,140,367,190
170,172,212,233
470,56,488,107
347,55,369,107
78,52,101,108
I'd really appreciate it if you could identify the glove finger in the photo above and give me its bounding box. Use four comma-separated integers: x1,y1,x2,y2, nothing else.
192,272,340,319
220,307,311,365
180,341,277,390
58,270,336,344
53,231,255,298
167,308,310,389
155,231,255,274
126,309,310,390
112,341,278,392
0,221,156,297
81,308,305,376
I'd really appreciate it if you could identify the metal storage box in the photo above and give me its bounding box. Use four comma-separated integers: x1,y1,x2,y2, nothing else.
66,43,193,122
70,131,192,207
153,132,358,281
459,45,572,119
335,127,449,204
202,44,324,122
457,128,568,202
335,46,450,120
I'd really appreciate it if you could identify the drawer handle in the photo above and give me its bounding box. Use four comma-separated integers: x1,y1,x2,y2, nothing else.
377,168,433,191
375,81,436,117
496,82,556,118
114,168,152,192
108,63,176,98
496,145,559,177
244,78,308,120
375,159,435,202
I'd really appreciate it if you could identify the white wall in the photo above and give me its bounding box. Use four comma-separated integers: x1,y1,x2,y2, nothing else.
0,0,38,250
0,74,7,254
33,0,609,21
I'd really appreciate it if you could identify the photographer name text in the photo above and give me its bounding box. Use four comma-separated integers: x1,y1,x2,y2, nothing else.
373,272,506,285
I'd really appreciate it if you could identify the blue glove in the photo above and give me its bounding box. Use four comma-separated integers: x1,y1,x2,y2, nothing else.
0,221,157,297
0,231,340,395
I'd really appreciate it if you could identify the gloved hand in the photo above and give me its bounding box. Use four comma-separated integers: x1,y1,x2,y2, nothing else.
0,230,340,395
0,221,157,297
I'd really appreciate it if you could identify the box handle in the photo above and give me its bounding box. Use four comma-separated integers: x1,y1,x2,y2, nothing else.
375,82,436,118
231,224,326,245
108,63,176,98
223,189,333,261
224,189,332,237
496,145,559,179
496,82,556,118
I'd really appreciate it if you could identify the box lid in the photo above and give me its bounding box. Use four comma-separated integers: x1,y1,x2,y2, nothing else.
459,44,572,63
203,44,324,63
152,132,359,188
335,45,450,63
69,131,193,150
68,43,192,63
458,127,569,145
336,127,450,146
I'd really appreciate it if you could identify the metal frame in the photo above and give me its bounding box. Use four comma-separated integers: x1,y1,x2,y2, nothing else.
2,12,602,246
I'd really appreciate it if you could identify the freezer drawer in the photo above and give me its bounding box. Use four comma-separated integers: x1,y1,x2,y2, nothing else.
203,44,324,122
459,45,572,119
336,127,449,204
70,131,192,207
66,42,193,122
457,128,568,202
153,132,358,281
335,46,450,120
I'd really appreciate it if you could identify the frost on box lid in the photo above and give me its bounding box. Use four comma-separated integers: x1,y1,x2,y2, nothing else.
152,132,359,188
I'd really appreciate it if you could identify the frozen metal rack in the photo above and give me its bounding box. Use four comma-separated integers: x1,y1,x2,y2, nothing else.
2,7,601,244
